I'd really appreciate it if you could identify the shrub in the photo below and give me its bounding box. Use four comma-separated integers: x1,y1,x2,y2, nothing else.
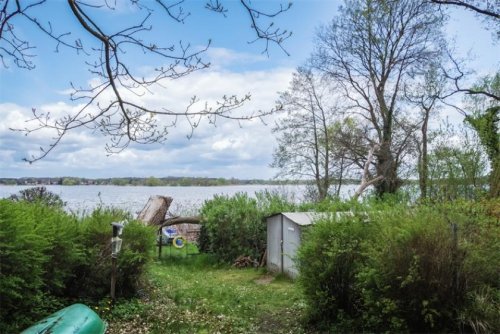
0,200,155,333
199,191,297,264
199,193,263,263
296,213,378,332
360,207,466,332
296,200,499,333
9,186,65,208
255,189,296,216
0,200,82,331
69,208,156,299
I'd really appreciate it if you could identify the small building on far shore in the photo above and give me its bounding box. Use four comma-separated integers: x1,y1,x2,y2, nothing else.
266,212,331,278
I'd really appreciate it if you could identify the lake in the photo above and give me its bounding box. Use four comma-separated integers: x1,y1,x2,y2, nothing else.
0,184,358,215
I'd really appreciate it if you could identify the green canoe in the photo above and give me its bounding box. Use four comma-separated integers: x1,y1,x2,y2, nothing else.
21,303,107,334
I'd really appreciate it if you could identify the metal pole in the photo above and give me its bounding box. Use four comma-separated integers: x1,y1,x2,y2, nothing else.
111,255,117,303
158,228,163,259
110,222,123,304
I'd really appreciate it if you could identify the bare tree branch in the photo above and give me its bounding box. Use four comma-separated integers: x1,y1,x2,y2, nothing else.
430,0,500,20
2,0,291,162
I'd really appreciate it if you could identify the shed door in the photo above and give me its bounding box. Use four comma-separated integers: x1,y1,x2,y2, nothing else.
282,218,301,278
266,215,283,273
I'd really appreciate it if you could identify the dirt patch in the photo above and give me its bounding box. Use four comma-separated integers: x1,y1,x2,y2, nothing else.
255,275,275,285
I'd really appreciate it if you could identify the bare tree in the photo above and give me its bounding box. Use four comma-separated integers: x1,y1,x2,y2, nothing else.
271,67,351,201
313,0,445,196
1,0,292,162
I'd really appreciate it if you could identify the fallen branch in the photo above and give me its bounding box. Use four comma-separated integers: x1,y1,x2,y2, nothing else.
161,216,201,227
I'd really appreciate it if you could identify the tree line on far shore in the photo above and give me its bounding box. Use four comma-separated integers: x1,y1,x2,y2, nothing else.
0,176,354,187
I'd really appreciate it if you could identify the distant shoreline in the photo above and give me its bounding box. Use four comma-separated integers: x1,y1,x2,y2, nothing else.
0,176,360,187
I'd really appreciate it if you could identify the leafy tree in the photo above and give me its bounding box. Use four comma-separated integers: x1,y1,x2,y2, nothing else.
1,0,291,162
428,124,488,200
312,0,445,196
145,176,162,187
62,177,79,186
463,73,500,197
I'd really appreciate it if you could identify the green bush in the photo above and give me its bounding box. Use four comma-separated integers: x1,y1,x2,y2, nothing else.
199,193,262,263
9,186,65,207
199,191,296,264
0,200,83,331
360,207,466,332
297,200,499,333
67,208,156,299
0,200,155,333
296,213,378,332
255,189,296,216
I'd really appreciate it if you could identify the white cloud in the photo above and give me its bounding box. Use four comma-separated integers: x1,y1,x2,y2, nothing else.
205,47,267,69
0,53,293,179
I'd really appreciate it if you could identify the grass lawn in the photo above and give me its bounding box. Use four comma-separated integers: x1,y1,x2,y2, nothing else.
104,246,308,333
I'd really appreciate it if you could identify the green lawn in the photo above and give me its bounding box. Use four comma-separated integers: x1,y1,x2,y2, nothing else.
105,248,307,334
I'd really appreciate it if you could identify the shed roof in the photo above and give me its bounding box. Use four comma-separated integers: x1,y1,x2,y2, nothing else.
275,212,331,226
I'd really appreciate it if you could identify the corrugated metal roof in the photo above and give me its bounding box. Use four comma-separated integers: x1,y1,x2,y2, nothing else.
280,212,331,226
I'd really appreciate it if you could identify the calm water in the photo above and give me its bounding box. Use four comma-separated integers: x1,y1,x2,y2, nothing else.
0,184,358,215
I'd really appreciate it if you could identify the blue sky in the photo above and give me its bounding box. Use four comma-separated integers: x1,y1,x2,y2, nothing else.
0,0,498,179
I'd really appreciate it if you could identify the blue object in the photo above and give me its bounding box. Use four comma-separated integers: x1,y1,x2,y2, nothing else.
163,227,178,238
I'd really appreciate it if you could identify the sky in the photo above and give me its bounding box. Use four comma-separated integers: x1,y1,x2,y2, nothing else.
0,0,498,180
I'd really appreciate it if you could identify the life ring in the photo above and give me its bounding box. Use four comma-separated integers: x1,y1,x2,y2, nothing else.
172,236,186,249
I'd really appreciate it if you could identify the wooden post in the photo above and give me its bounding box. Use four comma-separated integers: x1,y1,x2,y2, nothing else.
451,223,458,305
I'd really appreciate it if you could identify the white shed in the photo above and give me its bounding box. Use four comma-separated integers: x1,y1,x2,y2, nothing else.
266,212,330,278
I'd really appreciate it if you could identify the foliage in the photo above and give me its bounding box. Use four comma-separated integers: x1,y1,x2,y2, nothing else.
464,72,500,197
199,191,296,263
427,124,488,200
297,200,500,333
70,208,156,299
298,196,358,213
9,186,65,207
296,214,378,331
255,189,297,216
0,200,155,333
199,193,263,263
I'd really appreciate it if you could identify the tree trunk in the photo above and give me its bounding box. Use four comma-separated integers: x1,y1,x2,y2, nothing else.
419,109,430,200
137,195,172,226
375,142,400,196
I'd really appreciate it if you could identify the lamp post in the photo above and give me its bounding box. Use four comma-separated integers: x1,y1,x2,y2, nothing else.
110,222,124,303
